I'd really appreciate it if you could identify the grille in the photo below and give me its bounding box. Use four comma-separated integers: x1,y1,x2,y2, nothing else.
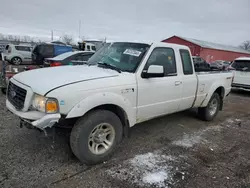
7,81,27,110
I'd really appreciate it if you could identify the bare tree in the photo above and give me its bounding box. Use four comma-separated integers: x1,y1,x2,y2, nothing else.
0,33,4,40
23,35,31,42
61,35,73,45
13,36,20,42
240,41,250,51
7,34,14,41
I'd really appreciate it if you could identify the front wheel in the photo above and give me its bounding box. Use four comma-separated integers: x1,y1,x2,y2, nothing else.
198,93,221,121
11,57,22,65
70,110,123,165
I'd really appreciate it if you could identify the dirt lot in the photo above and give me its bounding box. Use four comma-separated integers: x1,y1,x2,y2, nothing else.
1,90,250,188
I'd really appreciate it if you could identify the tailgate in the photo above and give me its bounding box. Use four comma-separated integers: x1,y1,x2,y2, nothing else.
233,70,250,86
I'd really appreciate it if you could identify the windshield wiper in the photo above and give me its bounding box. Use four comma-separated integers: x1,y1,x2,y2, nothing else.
97,62,121,73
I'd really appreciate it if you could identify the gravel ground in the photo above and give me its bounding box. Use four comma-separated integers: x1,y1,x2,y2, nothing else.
0,90,250,188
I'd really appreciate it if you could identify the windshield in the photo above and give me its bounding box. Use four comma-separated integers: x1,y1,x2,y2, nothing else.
231,60,250,71
88,42,150,72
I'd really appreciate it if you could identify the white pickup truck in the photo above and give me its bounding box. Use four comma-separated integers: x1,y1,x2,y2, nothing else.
6,42,233,165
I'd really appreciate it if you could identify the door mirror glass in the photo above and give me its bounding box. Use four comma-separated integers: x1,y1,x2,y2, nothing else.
142,65,164,78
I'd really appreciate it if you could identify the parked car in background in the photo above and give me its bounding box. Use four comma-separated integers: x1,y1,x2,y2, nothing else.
4,44,32,65
6,41,233,165
32,43,72,65
210,60,230,70
231,57,250,90
43,51,94,67
192,56,210,71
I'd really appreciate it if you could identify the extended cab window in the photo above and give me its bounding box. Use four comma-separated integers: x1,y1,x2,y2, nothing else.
180,49,193,75
144,47,177,76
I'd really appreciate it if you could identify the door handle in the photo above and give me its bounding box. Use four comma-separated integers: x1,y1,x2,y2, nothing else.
175,81,182,86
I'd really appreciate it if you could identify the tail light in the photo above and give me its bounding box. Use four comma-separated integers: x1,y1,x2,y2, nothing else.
50,62,62,67
8,47,11,53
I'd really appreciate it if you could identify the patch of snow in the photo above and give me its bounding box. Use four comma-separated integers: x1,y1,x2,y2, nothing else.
172,133,203,148
107,151,176,187
172,126,222,148
227,119,234,123
235,118,241,122
143,171,168,186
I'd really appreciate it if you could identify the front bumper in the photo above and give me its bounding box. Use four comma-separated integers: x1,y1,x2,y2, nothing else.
6,100,61,130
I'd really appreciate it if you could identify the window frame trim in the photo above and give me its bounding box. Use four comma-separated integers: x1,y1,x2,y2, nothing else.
142,47,178,77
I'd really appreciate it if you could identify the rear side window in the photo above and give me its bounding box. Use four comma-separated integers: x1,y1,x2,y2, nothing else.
15,46,31,52
91,46,96,51
180,49,193,75
87,45,90,50
40,45,54,56
232,60,250,71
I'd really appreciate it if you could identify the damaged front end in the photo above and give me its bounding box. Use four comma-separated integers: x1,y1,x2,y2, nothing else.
6,99,61,135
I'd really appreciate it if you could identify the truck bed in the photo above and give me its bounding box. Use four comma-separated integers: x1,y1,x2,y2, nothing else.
193,71,233,108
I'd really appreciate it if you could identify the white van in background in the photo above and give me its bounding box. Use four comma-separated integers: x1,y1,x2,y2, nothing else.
4,44,33,65
231,57,250,90
78,42,96,52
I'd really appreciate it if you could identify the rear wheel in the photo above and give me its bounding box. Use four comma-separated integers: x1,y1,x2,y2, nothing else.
11,57,22,65
70,110,123,165
198,93,221,121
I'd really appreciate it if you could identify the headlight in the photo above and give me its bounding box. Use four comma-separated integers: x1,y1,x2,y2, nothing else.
32,94,59,113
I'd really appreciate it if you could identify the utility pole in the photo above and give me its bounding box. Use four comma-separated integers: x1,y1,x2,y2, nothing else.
79,20,81,40
51,30,53,41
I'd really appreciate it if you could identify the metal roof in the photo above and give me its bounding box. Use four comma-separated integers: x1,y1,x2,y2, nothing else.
176,36,250,54
235,57,250,61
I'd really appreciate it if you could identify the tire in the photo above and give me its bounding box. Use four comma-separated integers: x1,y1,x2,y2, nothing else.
11,57,22,65
1,88,6,95
198,93,221,121
70,110,123,165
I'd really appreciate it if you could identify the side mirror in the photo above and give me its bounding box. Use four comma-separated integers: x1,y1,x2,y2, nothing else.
141,65,164,78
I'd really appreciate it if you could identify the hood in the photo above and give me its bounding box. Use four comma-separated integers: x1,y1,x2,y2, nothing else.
13,65,119,95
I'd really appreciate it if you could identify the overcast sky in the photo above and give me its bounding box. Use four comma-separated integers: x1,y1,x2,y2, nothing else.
0,0,249,45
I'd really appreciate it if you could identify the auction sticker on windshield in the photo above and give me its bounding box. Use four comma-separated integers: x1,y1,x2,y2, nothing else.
123,49,142,57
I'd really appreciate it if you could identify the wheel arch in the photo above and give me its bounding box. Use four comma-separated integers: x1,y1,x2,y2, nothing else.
201,85,225,108
66,92,136,135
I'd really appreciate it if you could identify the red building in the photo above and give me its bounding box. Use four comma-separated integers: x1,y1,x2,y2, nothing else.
162,36,250,63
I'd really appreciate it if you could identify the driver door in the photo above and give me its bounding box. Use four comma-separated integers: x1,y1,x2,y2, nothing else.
136,47,182,122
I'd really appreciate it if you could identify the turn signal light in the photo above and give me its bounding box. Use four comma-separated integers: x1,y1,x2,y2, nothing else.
46,100,59,113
